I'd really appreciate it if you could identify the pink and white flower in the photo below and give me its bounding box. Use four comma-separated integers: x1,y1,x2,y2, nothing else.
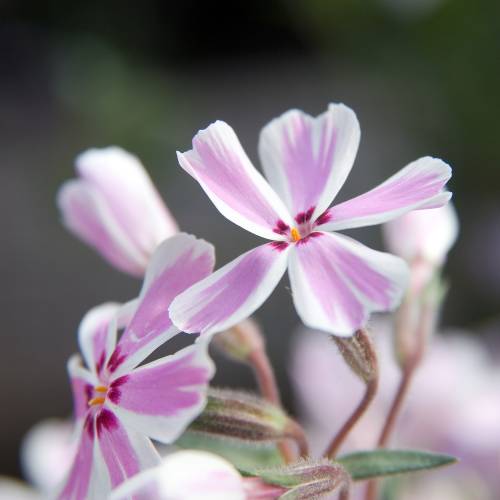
170,104,452,337
57,147,179,276
58,233,215,499
110,450,287,500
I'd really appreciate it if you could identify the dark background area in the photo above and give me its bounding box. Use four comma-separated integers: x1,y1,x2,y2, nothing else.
1,0,499,477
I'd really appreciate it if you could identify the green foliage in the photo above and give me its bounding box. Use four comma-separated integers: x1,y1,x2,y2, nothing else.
337,449,457,481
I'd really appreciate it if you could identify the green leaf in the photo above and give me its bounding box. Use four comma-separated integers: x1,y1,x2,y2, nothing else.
175,431,284,471
337,449,457,481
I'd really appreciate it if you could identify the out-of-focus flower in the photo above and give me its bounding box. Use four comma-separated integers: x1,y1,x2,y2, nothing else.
291,321,500,499
21,419,74,494
109,450,248,500
170,103,452,338
0,419,74,499
383,203,458,293
58,234,215,499
57,147,179,276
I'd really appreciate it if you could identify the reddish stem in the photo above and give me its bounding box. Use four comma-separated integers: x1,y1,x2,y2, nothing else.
324,377,378,459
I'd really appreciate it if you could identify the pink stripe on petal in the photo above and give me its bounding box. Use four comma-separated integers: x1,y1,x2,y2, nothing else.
109,234,215,375
78,303,120,376
96,409,159,489
289,232,408,336
110,343,214,443
318,157,452,231
57,180,147,276
178,121,292,240
57,414,95,500
76,148,178,252
170,243,290,337
259,103,360,218
67,356,96,422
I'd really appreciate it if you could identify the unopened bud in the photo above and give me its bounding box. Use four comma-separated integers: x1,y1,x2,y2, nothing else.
333,329,378,384
254,460,351,499
212,318,265,364
188,388,306,453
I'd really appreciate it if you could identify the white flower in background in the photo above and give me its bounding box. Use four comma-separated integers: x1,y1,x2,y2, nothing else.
291,321,500,499
383,203,458,292
57,147,179,276
109,450,247,500
0,419,74,500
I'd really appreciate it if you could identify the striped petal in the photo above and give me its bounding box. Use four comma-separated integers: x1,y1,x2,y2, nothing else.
56,414,99,500
177,121,292,240
288,232,408,336
108,342,214,443
67,355,96,424
57,147,178,277
259,103,360,220
107,234,214,376
94,409,160,492
317,157,452,231
170,243,290,337
78,303,121,377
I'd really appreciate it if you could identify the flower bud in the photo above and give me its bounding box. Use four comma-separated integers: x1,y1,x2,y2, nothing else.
255,460,351,499
188,388,306,453
333,329,378,384
57,146,178,276
212,318,265,364
383,203,458,294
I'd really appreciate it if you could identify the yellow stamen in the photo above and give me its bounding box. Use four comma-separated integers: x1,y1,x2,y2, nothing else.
95,385,108,393
291,227,301,242
88,397,106,406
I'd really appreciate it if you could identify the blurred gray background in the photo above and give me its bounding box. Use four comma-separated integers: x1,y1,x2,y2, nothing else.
1,0,499,477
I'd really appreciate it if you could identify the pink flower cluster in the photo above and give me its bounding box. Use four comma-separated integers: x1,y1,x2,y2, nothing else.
7,103,456,499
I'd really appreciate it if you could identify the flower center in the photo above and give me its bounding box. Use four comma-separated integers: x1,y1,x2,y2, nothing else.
88,385,108,406
291,227,301,242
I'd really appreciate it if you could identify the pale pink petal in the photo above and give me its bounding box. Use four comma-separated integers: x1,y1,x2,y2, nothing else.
67,355,96,423
259,103,360,219
177,121,292,239
383,202,459,265
94,408,160,491
21,419,74,494
288,232,408,336
317,157,452,231
78,303,120,377
108,342,214,443
109,451,246,500
76,147,178,257
107,234,215,376
58,147,178,276
170,242,290,337
56,414,98,500
57,181,147,276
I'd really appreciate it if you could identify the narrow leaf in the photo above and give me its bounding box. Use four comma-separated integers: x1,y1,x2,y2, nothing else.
337,449,457,481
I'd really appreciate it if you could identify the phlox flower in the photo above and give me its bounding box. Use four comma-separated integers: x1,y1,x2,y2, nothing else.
170,103,452,337
59,234,215,499
57,147,178,276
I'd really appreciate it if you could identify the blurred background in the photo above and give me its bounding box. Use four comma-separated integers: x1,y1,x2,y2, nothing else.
1,0,499,483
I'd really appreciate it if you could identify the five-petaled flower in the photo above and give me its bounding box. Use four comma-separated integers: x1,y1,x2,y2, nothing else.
57,147,179,277
58,234,215,499
170,103,452,337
